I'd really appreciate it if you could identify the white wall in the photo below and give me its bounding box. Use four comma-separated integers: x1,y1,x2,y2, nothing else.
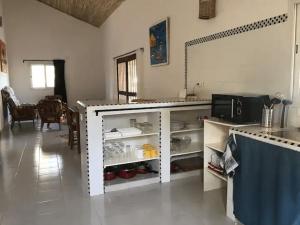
99,0,288,99
3,0,105,105
187,21,291,98
0,0,8,131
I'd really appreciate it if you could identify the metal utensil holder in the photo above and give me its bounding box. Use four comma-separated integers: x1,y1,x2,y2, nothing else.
262,108,274,128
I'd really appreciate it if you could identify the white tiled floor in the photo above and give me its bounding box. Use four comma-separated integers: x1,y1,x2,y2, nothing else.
0,122,234,225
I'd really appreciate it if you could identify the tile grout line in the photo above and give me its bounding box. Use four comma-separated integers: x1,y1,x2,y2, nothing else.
14,142,28,178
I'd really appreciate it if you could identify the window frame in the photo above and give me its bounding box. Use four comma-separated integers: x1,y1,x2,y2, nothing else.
30,63,55,90
116,54,137,102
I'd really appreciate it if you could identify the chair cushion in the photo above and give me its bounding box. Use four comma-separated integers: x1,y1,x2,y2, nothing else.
3,86,21,106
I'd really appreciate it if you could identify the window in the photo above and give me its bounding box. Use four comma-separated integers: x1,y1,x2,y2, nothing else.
117,54,137,102
31,64,55,89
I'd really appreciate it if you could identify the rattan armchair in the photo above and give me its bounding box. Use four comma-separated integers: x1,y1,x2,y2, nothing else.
37,99,63,130
1,87,37,128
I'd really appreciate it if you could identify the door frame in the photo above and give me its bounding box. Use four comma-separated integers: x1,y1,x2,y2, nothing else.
289,0,300,102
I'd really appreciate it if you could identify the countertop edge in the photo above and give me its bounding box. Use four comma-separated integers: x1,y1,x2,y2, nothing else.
230,128,300,153
77,99,212,111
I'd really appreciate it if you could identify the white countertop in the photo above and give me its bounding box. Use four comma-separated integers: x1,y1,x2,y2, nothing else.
77,98,211,111
231,126,300,152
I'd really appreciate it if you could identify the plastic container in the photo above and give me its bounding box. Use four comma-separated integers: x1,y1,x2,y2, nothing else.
136,148,144,159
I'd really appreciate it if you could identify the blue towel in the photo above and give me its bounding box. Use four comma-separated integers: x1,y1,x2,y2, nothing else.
233,135,300,225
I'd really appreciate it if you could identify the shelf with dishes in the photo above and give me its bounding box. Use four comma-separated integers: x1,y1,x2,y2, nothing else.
104,155,159,168
207,165,227,182
206,147,228,182
104,112,160,140
203,119,247,192
170,156,203,180
171,142,203,161
169,110,209,180
170,120,205,134
104,162,160,192
102,112,161,191
171,128,204,134
105,131,159,141
104,142,160,168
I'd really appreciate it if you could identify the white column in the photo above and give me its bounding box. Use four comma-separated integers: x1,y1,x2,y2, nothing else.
86,109,104,195
160,109,171,183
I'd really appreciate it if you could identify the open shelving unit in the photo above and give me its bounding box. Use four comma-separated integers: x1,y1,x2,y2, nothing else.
203,118,256,219
203,118,253,191
80,100,211,196
169,109,210,180
103,112,161,192
204,119,234,191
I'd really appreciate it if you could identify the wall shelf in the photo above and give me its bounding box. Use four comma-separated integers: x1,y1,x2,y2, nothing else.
171,128,203,134
105,132,159,141
171,142,203,158
206,142,226,153
207,168,227,182
171,152,202,162
104,155,159,168
105,173,159,192
171,169,202,180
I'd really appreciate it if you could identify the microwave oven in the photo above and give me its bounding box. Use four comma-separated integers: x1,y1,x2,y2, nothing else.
211,94,267,124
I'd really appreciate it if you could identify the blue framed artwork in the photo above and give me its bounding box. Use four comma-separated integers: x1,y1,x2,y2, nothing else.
149,18,169,66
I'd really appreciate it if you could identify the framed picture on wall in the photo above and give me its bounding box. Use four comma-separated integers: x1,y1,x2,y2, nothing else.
0,40,8,73
149,17,169,66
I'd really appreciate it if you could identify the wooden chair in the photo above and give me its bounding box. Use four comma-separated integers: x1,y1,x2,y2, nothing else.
37,99,63,130
66,107,80,153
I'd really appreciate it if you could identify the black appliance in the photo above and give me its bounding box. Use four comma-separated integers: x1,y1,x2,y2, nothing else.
212,94,266,124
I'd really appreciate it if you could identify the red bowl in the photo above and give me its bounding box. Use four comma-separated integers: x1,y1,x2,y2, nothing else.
118,169,137,179
136,168,148,174
104,171,117,181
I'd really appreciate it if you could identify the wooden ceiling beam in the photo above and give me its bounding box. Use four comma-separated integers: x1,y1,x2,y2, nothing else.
37,0,124,27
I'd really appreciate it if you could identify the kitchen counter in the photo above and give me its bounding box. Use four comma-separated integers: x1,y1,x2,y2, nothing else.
229,125,300,225
77,97,211,196
230,126,300,152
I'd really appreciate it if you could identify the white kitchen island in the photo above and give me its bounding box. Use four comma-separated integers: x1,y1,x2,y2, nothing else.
77,98,211,196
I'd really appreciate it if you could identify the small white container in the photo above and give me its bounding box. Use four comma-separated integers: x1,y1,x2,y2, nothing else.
135,148,144,159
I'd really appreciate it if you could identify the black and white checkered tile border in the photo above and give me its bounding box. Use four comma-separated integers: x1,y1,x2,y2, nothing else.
85,109,90,194
184,14,288,88
231,127,300,148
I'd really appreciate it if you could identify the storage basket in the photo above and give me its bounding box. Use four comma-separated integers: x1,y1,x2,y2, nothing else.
199,0,216,19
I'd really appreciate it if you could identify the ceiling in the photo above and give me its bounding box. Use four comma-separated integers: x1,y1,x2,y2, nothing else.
37,0,124,27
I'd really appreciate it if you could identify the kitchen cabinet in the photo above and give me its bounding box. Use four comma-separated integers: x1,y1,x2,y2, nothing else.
203,118,254,220
77,99,211,196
